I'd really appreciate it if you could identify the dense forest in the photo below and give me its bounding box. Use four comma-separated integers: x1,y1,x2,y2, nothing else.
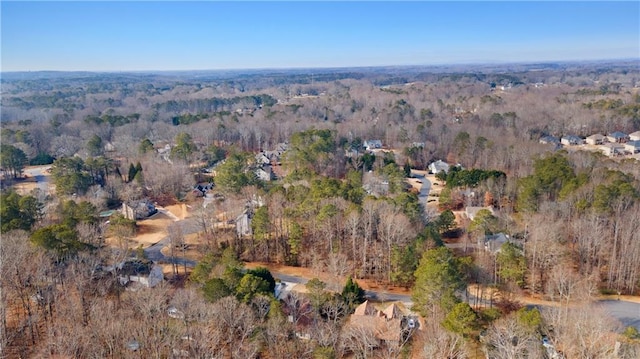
2,61,640,358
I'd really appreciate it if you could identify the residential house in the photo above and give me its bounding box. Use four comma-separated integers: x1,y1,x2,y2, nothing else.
363,140,383,151
121,199,157,220
157,144,173,162
481,233,510,254
539,135,560,145
282,293,314,340
410,142,426,148
363,180,389,197
115,259,164,288
601,143,625,157
192,182,213,197
607,131,629,143
428,160,450,174
235,209,252,237
628,130,640,141
560,135,584,146
255,165,274,181
255,152,271,165
585,134,607,145
624,140,640,154
347,301,416,344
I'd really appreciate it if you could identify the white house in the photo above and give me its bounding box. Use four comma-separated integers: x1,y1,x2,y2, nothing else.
628,131,640,141
624,140,640,154
585,134,606,145
428,160,450,174
116,260,164,288
600,143,625,157
363,140,383,151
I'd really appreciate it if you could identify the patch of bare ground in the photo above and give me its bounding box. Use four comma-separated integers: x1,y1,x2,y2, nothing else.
104,204,186,250
11,177,39,195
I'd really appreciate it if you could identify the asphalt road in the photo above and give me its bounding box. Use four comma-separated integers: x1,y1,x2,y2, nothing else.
598,300,640,331
143,209,199,268
23,165,51,193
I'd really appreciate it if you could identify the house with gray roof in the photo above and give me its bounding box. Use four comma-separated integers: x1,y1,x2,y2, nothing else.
624,140,640,154
428,160,450,174
561,135,583,146
607,131,629,143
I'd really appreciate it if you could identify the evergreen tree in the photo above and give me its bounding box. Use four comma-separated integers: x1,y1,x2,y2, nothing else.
341,276,365,308
0,144,28,179
412,247,466,315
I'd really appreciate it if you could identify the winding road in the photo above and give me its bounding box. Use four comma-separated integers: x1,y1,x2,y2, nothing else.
143,208,198,267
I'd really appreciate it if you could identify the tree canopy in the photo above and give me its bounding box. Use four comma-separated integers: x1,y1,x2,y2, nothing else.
214,152,255,193
412,247,467,315
0,191,41,233
0,144,28,179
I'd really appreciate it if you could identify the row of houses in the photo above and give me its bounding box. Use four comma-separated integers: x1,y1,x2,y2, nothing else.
541,131,640,157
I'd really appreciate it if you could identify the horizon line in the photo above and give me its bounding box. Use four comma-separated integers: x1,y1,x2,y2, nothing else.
3,58,639,74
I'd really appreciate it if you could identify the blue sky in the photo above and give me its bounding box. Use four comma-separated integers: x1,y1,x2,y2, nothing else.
2,1,639,71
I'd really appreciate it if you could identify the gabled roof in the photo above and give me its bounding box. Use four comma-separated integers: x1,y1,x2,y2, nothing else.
539,135,559,143
608,131,628,138
483,233,510,253
382,303,403,319
354,300,378,316
586,134,605,140
562,135,582,141
428,160,450,172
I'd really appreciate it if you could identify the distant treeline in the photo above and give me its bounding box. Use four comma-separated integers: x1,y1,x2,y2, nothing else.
153,94,277,114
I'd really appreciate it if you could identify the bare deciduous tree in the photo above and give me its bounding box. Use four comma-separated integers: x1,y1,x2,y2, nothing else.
483,314,544,359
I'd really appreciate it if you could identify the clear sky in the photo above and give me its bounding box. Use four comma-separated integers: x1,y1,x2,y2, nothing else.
2,1,639,72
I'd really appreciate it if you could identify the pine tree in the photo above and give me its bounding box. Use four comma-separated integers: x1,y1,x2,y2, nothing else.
341,276,365,309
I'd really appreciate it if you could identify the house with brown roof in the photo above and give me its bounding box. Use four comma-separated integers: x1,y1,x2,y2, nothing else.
347,301,418,344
